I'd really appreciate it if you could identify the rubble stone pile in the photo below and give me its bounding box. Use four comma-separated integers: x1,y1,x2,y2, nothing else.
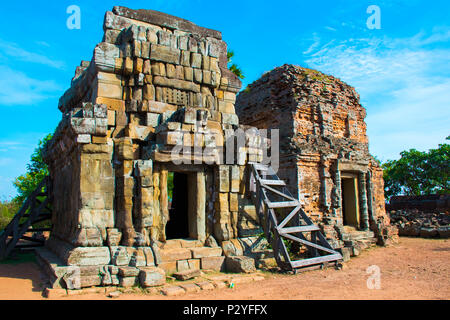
387,195,450,238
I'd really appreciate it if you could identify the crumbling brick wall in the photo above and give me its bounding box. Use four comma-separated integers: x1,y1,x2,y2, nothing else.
236,65,398,250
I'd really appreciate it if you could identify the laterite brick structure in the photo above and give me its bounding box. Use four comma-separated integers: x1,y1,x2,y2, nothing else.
236,65,398,259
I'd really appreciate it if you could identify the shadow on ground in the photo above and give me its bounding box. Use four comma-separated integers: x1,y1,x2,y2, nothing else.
0,251,43,293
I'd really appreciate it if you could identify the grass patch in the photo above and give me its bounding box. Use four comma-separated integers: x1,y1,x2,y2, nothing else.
0,200,20,231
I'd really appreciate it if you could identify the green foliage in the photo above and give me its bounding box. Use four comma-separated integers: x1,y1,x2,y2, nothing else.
227,51,245,80
0,199,20,231
13,134,52,205
382,136,450,200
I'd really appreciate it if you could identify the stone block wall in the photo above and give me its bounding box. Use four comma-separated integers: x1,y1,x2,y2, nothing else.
387,195,449,239
41,7,269,288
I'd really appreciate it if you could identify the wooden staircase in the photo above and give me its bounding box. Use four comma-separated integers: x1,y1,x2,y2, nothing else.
249,163,342,271
0,177,52,260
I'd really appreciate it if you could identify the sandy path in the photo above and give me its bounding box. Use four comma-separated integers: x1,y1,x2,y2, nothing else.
0,237,448,300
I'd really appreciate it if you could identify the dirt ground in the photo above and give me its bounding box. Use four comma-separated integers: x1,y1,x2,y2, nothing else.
0,237,449,300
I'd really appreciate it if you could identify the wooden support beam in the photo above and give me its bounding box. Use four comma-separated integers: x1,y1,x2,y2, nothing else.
291,254,342,268
260,179,286,186
278,225,320,234
266,200,300,208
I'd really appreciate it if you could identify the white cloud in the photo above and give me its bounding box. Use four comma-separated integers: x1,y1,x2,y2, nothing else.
302,28,450,160
0,65,62,105
0,39,64,69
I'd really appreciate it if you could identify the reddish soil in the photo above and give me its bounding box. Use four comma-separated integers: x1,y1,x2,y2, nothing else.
0,237,449,300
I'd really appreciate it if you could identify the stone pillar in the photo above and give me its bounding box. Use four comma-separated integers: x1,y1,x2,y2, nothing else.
366,171,375,225
320,163,330,212
196,172,206,242
115,138,136,246
193,171,206,242
159,169,169,241
134,160,153,246
332,160,342,218
359,172,369,230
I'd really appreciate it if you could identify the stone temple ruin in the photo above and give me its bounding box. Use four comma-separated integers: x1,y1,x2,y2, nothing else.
4,7,397,289
236,65,398,256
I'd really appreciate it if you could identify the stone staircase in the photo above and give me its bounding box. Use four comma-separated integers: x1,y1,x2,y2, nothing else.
337,226,377,260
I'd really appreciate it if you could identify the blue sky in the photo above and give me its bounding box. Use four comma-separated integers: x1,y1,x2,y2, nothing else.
0,0,449,198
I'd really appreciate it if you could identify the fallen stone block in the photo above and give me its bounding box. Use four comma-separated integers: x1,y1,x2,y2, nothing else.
201,256,225,272
161,286,186,296
225,256,256,273
173,269,201,281
108,291,121,298
179,283,201,293
139,267,166,287
196,281,215,291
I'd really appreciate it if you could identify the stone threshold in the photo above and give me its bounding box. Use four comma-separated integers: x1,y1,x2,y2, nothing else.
43,272,266,298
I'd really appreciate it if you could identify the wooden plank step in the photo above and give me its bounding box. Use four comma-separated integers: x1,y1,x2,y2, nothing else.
278,225,320,234
260,179,286,186
267,201,299,208
26,228,51,232
290,254,342,268
253,163,269,171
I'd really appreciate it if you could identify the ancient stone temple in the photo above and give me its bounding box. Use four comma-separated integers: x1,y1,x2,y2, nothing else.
39,7,267,289
33,8,397,289
235,65,398,258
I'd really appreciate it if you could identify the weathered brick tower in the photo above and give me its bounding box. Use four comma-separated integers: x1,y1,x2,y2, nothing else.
236,65,398,258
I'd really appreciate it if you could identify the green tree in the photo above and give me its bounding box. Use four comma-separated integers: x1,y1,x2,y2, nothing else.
382,136,450,200
13,134,53,205
227,51,245,79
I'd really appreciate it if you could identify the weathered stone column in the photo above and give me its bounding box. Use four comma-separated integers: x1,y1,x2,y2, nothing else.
134,160,153,246
320,162,330,212
332,160,342,218
359,172,369,230
159,169,169,242
366,171,375,225
189,171,206,241
115,137,136,246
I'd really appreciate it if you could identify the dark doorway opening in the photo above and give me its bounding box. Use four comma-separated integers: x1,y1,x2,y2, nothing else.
166,172,190,239
341,176,360,228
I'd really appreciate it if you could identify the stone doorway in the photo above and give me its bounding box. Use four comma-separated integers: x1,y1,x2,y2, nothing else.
164,169,206,242
341,173,360,228
166,172,189,239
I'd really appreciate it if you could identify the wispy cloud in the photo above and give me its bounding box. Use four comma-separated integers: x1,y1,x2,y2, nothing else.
0,65,62,105
302,28,450,160
0,39,64,69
